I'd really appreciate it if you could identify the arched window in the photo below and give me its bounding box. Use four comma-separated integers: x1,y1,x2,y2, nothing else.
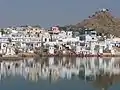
45,38,47,42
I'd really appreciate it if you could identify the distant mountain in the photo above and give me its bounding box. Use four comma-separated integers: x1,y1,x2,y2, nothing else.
61,9,120,37
76,9,120,36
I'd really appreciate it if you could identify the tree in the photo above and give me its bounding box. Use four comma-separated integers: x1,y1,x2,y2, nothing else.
1,29,5,35
32,25,41,28
8,38,12,43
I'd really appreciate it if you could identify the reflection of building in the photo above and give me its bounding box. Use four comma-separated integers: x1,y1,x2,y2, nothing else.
0,57,120,83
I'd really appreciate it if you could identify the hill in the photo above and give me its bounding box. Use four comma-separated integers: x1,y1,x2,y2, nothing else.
75,9,120,36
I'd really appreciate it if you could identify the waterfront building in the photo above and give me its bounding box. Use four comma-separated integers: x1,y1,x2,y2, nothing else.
0,25,119,56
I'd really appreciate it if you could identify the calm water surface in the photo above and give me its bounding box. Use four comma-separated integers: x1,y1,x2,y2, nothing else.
0,57,120,90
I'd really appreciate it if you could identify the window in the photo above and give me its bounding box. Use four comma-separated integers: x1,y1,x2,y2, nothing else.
59,47,62,50
3,44,6,47
91,33,95,35
37,34,40,37
45,38,47,42
80,43,85,46
80,36,85,40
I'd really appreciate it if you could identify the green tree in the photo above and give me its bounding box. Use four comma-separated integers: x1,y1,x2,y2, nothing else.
1,29,5,35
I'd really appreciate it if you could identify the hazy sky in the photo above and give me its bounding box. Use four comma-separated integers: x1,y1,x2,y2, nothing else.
0,0,119,28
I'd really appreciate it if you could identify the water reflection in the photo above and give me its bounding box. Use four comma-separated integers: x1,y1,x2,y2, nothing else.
0,57,120,89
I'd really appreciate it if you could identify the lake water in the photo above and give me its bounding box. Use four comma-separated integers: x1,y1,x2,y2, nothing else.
0,57,120,90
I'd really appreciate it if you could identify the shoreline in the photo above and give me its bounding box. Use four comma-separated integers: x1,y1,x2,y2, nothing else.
0,53,120,61
0,57,23,61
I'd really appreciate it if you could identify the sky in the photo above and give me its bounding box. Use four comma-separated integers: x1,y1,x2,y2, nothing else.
0,0,119,28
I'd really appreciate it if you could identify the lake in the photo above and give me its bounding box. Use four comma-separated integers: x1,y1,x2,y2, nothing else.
0,57,120,90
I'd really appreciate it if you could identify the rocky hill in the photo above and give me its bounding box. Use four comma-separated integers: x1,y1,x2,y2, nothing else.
76,9,120,36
